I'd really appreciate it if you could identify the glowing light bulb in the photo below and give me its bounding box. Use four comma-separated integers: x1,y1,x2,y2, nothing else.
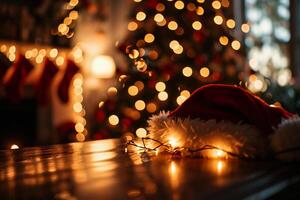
11,144,19,150
144,33,155,43
128,21,138,31
214,15,223,25
226,19,236,29
154,13,164,22
135,100,146,111
168,21,178,30
108,115,119,126
219,36,229,45
200,67,210,77
155,82,166,92
128,85,139,96
231,40,241,50
174,1,184,9
136,128,147,138
212,1,221,9
168,137,178,148
196,6,204,15
241,23,250,33
158,91,168,101
136,11,146,21
192,21,202,30
182,66,193,77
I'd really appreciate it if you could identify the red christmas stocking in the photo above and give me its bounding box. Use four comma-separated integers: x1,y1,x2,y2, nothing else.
36,58,59,105
3,54,34,102
0,52,12,82
57,59,80,103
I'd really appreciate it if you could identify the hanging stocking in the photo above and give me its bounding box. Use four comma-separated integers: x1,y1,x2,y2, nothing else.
57,59,80,103
36,58,59,105
3,54,34,102
0,52,12,82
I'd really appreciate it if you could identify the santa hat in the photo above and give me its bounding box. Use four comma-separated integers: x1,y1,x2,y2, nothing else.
147,84,300,160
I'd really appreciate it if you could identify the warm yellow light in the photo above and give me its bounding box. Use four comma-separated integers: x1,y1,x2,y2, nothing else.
136,128,147,138
135,58,148,72
98,101,104,108
128,86,139,96
154,13,164,22
39,49,46,56
155,82,166,92
55,56,65,66
64,17,72,25
176,95,187,105
10,144,19,150
25,51,32,59
107,87,118,97
8,54,16,62
174,1,184,9
168,136,178,148
213,149,226,158
108,115,119,126
73,102,83,113
58,23,68,33
9,46,16,53
180,90,190,98
144,33,155,43
192,21,202,31
241,23,250,33
158,91,168,101
0,45,7,52
173,45,183,54
91,55,116,78
196,6,204,15
50,48,58,58
69,0,79,7
146,102,157,113
168,21,178,31
212,1,221,9
231,40,241,50
136,11,146,21
169,40,180,50
197,0,205,3
69,10,79,20
156,3,165,12
182,66,193,77
75,123,85,133
226,19,236,29
219,36,229,45
135,100,146,111
36,55,44,64
31,48,38,57
76,133,85,142
128,49,139,59
128,21,138,31
157,18,167,26
214,15,223,25
200,67,210,77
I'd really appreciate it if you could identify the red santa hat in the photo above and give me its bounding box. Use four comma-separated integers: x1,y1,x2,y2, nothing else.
147,84,300,160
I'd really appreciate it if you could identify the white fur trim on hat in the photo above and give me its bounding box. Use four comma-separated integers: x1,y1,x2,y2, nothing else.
146,111,270,159
271,116,300,161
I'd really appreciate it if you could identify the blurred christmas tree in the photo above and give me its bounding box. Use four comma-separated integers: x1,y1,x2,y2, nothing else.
91,0,249,139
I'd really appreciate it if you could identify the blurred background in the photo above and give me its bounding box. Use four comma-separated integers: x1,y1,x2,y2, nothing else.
0,0,299,148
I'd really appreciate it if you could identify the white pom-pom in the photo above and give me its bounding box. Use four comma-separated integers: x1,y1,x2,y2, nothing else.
271,117,300,161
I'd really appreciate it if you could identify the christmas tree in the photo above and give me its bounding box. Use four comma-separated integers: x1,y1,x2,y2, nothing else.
92,0,248,139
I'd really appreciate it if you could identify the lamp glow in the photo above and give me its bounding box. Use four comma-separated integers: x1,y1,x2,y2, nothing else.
91,55,116,79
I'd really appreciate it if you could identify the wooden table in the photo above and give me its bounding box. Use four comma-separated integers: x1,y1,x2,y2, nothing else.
1,139,300,200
